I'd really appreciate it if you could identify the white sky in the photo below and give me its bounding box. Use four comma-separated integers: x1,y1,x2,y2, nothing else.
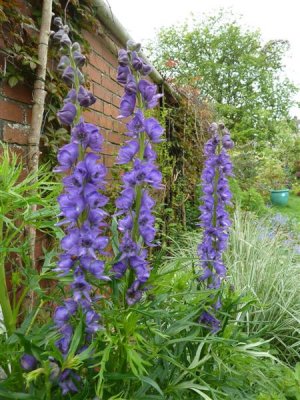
106,0,300,116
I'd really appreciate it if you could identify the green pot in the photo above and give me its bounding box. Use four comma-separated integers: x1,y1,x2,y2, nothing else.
270,189,289,206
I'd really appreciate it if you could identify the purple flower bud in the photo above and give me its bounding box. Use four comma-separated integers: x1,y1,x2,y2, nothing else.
20,354,37,371
126,286,143,305
132,51,143,71
72,42,81,52
127,109,145,134
57,102,77,126
222,134,234,149
117,66,131,85
112,261,127,279
116,188,135,212
138,80,163,109
54,306,70,326
71,120,102,151
119,93,136,118
73,51,86,67
58,368,80,395
64,88,77,104
53,28,65,41
199,311,220,333
57,55,70,72
77,86,96,107
125,75,137,95
126,40,141,52
116,140,139,164
118,49,129,66
60,33,72,47
53,17,63,28
144,118,164,143
141,63,152,76
54,143,79,172
62,66,75,85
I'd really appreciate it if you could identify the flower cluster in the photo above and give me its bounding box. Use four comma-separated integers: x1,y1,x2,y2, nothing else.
52,17,108,394
113,41,164,305
198,122,234,332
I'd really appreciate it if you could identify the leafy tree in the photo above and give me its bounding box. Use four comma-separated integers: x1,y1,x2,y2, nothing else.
149,12,299,142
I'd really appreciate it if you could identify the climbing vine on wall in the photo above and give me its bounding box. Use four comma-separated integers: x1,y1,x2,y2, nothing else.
0,0,100,165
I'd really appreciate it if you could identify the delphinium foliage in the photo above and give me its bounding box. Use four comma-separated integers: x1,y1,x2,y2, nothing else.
51,17,109,394
198,122,234,331
112,41,164,305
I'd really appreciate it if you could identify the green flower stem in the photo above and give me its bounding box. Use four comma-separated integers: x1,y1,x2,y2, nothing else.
0,220,15,336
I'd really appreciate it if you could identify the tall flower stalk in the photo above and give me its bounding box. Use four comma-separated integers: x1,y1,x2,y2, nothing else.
52,17,109,394
198,122,234,332
113,41,164,305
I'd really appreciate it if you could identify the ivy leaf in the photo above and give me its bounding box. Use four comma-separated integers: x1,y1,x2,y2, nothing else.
29,61,36,70
8,76,19,88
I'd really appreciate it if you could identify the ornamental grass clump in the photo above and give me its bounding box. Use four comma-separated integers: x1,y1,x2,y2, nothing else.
52,17,109,394
198,122,234,331
112,41,164,304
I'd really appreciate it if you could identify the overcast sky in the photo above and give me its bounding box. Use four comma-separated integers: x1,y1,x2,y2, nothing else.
106,0,300,116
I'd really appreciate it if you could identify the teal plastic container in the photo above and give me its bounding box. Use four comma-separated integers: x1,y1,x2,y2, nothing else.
270,189,289,206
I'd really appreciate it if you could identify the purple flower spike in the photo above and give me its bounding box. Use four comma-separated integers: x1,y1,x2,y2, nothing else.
198,123,234,332
57,102,77,126
20,354,37,371
114,44,163,305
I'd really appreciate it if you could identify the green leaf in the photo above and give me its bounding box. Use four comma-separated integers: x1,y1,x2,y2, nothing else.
8,76,19,88
140,376,164,397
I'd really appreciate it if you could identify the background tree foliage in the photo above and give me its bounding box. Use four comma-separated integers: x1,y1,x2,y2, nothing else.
149,11,299,143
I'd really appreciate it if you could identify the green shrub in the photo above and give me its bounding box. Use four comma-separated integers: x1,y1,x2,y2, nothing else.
230,179,268,215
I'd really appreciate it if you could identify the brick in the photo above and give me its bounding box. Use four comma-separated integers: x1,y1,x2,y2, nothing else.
103,155,116,168
88,52,110,75
2,83,32,104
0,100,24,123
113,119,127,134
100,45,119,68
103,102,112,116
85,64,102,84
112,94,121,108
99,114,113,130
102,141,119,156
93,84,112,103
104,131,124,145
3,123,29,145
101,75,123,95
90,99,103,113
82,110,101,126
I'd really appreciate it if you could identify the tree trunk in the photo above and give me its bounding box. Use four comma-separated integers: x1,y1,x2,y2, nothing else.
27,0,53,269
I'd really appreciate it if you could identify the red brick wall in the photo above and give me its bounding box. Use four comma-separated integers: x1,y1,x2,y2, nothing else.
0,17,129,176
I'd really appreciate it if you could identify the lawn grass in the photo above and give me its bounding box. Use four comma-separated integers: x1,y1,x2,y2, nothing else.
270,193,300,227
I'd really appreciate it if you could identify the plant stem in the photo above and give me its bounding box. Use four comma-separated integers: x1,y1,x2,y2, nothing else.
0,220,14,335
